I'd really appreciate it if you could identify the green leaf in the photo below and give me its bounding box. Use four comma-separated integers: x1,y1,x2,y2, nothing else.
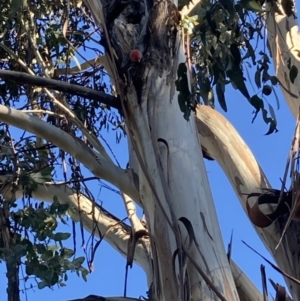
265,120,278,135
9,0,25,15
37,281,48,289
198,71,214,108
227,68,250,100
178,0,193,10
270,76,279,85
216,82,227,112
249,95,264,118
262,85,272,96
268,103,277,123
40,250,54,261
9,245,27,262
240,0,264,12
248,0,264,11
219,0,234,10
50,273,59,286
19,175,36,187
70,54,81,72
289,65,298,83
272,86,280,109
244,39,256,65
47,245,58,252
57,203,70,215
34,264,50,280
79,267,89,282
176,63,192,121
61,248,75,259
40,166,54,176
230,44,241,66
35,244,46,254
25,262,35,276
0,247,11,255
72,256,85,269
30,171,52,184
44,217,55,224
261,108,278,135
52,232,71,241
254,68,261,88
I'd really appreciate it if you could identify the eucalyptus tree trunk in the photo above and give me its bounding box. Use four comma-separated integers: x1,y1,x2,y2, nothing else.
0,0,298,299
83,0,239,300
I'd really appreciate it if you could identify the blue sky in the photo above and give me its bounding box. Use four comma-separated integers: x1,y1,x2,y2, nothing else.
0,8,298,301
0,71,295,301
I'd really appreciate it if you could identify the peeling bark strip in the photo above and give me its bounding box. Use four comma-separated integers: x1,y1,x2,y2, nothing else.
245,188,293,228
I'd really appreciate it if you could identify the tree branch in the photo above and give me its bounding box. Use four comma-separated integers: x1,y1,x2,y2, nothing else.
7,179,266,301
195,105,300,299
63,295,144,301
61,263,267,301
0,71,121,110
230,260,263,301
231,260,293,301
0,176,150,273
0,105,139,202
12,179,279,301
59,262,266,301
178,0,202,14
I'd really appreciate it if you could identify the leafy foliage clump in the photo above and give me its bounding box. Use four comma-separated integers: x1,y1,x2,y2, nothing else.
179,0,289,134
0,197,88,290
0,0,118,293
0,0,124,140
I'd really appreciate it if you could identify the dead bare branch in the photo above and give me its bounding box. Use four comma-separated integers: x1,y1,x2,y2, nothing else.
0,70,121,110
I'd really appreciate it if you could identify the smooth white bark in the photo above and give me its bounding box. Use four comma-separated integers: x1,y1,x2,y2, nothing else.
195,105,300,299
120,55,239,300
0,175,151,274
0,105,139,201
230,260,263,301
